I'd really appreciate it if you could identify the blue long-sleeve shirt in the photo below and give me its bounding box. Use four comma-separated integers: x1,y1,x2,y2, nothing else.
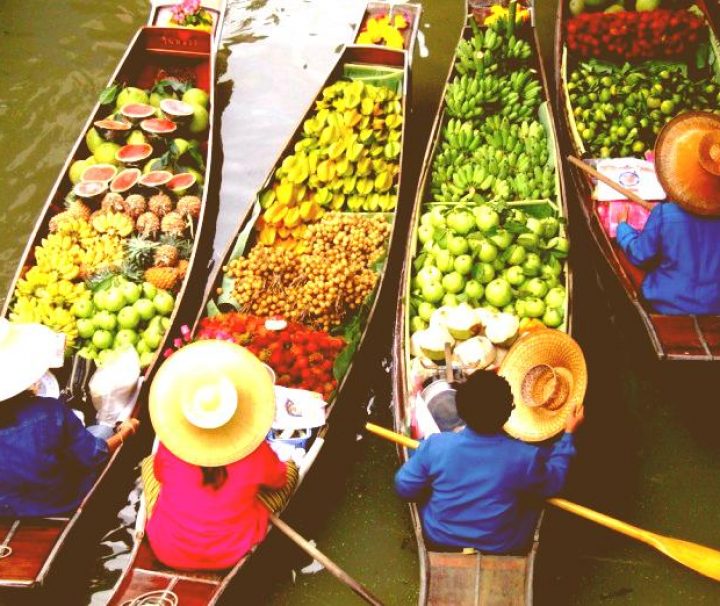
395,429,575,554
0,396,109,517
616,202,720,315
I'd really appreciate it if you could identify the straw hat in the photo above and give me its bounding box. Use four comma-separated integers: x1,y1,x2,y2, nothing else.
149,340,275,467
0,318,60,402
499,330,587,442
655,111,720,217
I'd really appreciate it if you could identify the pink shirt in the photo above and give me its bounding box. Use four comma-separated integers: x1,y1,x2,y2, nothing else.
146,441,287,570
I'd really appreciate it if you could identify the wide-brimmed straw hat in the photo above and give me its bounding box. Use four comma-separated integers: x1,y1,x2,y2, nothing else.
0,318,59,402
499,330,587,442
655,111,720,217
149,340,275,467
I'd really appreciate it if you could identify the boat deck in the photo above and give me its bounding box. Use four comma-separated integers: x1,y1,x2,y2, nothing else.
0,518,68,588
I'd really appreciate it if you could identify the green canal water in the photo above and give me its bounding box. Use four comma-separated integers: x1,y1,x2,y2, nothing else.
1,1,720,604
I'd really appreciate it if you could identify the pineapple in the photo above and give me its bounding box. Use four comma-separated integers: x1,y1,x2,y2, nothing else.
176,195,202,219
153,243,179,268
125,236,158,269
177,258,190,279
144,266,180,290
125,194,147,219
160,211,187,236
48,211,74,232
101,193,127,213
136,212,161,238
66,198,92,221
148,193,173,217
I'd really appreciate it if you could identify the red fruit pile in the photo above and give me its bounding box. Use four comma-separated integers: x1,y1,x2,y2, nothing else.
566,9,705,62
196,312,345,401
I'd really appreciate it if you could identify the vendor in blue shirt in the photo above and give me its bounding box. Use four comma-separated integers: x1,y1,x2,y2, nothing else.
616,111,720,316
0,319,139,518
395,371,583,554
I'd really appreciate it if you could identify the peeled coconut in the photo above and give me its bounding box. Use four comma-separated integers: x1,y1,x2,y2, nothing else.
484,313,520,346
454,336,496,370
445,304,482,340
414,325,454,361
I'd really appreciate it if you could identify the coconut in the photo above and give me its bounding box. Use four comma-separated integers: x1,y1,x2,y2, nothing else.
454,336,496,370
414,325,454,361
445,304,482,340
485,313,520,346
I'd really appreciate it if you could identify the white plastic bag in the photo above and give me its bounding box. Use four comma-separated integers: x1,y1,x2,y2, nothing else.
89,347,141,425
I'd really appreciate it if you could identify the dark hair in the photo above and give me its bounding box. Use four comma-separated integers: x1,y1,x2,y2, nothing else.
455,371,513,434
0,391,33,428
200,466,228,490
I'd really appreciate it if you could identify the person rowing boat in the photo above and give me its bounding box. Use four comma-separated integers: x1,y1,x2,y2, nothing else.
395,330,586,554
140,339,297,570
0,319,138,518
615,111,720,315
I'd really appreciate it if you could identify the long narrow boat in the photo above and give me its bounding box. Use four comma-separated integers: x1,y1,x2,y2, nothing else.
392,2,573,604
0,1,225,590
554,0,720,361
107,6,421,604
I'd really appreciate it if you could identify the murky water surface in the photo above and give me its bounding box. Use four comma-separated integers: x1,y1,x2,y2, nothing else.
1,0,720,604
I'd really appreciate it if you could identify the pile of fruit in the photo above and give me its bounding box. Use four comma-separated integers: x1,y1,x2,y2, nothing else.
223,213,390,332
196,313,346,401
257,79,402,249
566,9,706,61
568,60,720,157
356,11,410,49
9,78,210,366
408,14,568,339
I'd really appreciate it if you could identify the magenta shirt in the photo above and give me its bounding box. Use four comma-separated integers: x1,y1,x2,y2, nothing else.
146,441,287,570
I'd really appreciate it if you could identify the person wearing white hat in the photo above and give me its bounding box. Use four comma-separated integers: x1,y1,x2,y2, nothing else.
0,319,139,517
143,340,296,570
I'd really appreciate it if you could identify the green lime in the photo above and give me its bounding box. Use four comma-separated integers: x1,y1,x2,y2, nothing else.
623,115,637,128
647,96,662,109
632,141,646,153
616,125,628,137
660,99,675,115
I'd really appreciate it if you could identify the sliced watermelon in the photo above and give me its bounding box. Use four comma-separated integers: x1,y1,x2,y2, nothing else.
81,163,118,183
73,181,108,199
120,103,155,122
139,170,174,188
166,172,197,194
140,118,177,136
116,143,154,165
110,168,142,193
94,118,131,139
160,98,194,121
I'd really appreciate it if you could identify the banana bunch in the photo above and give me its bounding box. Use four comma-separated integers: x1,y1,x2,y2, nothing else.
496,69,542,122
455,25,502,76
505,36,532,61
91,211,134,237
445,74,501,120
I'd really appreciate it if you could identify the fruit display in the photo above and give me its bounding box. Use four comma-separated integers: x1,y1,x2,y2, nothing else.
407,12,568,344
356,11,410,50
568,61,719,157
256,78,402,249
223,213,390,332
8,74,210,365
196,314,346,401
566,9,706,61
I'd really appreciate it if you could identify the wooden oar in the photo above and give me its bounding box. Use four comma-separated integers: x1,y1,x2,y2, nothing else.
365,422,720,582
567,155,656,211
269,513,384,605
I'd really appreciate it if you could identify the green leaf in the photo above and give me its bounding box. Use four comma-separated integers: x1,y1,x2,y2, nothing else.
413,253,427,272
188,145,206,171
99,84,119,106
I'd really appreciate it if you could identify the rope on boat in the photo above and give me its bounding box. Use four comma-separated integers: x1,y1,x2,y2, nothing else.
0,520,20,559
122,576,178,606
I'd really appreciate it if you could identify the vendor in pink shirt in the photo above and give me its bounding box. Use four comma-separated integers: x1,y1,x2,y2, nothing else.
144,340,295,570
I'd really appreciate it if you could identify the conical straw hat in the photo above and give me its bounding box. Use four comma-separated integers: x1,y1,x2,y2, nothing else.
499,330,587,442
655,111,720,217
149,340,275,467
0,319,59,402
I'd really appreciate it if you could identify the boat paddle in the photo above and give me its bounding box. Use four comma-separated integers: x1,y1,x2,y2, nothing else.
268,513,383,605
365,422,720,582
567,155,656,211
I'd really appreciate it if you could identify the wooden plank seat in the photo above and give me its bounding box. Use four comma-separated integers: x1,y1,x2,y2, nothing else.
0,518,68,586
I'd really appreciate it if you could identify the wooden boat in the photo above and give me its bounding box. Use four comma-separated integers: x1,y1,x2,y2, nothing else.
352,1,422,64
0,1,225,590
554,0,720,361
391,2,573,604
107,16,420,605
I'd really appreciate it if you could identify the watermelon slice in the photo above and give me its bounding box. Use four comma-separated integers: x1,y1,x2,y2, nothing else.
139,170,174,188
116,143,154,165
73,180,108,199
166,172,197,194
140,118,177,136
160,99,194,122
110,168,142,193
94,118,131,140
120,103,155,123
80,163,118,183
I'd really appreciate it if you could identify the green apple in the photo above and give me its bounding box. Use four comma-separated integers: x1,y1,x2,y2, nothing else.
523,297,546,318
139,351,156,368
473,205,499,232
92,329,114,350
442,293,459,307
446,210,475,235
453,254,473,276
545,286,566,309
543,307,564,328
434,250,454,273
127,130,147,146
442,272,465,294
93,290,108,311
569,0,585,15
411,316,427,333
485,279,513,308
417,302,436,322
69,159,89,184
418,224,434,244
416,266,442,289
117,306,140,329
522,253,542,277
76,318,96,339
93,310,117,332
114,328,139,348
142,282,158,299
93,142,121,165
153,291,175,316
635,0,659,11
447,235,469,256
134,298,156,321
135,339,151,355
473,262,495,284
182,88,209,108
464,279,484,301
421,281,445,304
523,278,548,299
116,86,149,109
477,241,498,263
85,128,104,154
506,245,527,266
489,229,513,250
188,104,209,134
72,299,94,319
428,207,446,229
142,329,163,350
120,281,142,305
505,265,526,286
103,288,127,313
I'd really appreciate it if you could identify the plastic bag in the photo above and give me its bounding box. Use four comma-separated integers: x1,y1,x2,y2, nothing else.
89,347,141,425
